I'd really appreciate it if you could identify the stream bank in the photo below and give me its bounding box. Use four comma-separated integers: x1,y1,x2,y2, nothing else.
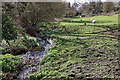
16,36,52,80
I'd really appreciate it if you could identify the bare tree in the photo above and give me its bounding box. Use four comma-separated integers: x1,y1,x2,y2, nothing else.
2,2,67,35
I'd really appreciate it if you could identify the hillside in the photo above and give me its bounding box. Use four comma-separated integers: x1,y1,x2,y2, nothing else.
60,14,118,26
29,14,120,79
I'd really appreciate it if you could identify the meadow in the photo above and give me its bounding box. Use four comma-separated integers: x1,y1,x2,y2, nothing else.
29,14,120,79
60,14,118,26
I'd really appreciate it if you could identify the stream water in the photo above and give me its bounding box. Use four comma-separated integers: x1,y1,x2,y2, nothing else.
17,36,52,80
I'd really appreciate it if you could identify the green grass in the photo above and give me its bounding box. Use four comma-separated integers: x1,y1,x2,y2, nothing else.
29,14,119,79
60,14,118,26
1,33,39,54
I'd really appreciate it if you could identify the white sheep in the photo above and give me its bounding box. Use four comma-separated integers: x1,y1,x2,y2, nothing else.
91,19,96,24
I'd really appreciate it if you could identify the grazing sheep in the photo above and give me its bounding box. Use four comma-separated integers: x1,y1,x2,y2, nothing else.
91,19,96,33
91,19,96,24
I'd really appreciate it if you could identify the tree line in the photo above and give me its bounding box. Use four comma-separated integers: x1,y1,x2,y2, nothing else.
66,1,120,17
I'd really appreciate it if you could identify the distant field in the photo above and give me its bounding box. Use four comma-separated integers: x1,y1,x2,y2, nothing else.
60,14,118,26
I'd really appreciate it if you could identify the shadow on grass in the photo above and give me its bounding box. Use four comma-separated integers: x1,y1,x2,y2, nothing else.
64,20,113,24
48,24,119,42
57,37,89,48
71,24,119,31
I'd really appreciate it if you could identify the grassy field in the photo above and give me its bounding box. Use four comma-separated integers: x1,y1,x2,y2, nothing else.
29,14,120,79
60,14,118,26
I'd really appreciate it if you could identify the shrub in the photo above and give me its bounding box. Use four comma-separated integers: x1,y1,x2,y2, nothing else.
0,54,22,79
0,54,22,72
22,34,39,47
2,13,17,43
1,33,39,54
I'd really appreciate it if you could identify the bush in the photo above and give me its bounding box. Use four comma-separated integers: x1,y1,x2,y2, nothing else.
1,33,39,54
0,54,22,72
0,54,22,79
22,34,39,47
2,13,17,42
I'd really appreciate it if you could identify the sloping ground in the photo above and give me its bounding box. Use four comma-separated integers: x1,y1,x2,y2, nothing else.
60,14,118,26
29,24,120,79
29,14,119,79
